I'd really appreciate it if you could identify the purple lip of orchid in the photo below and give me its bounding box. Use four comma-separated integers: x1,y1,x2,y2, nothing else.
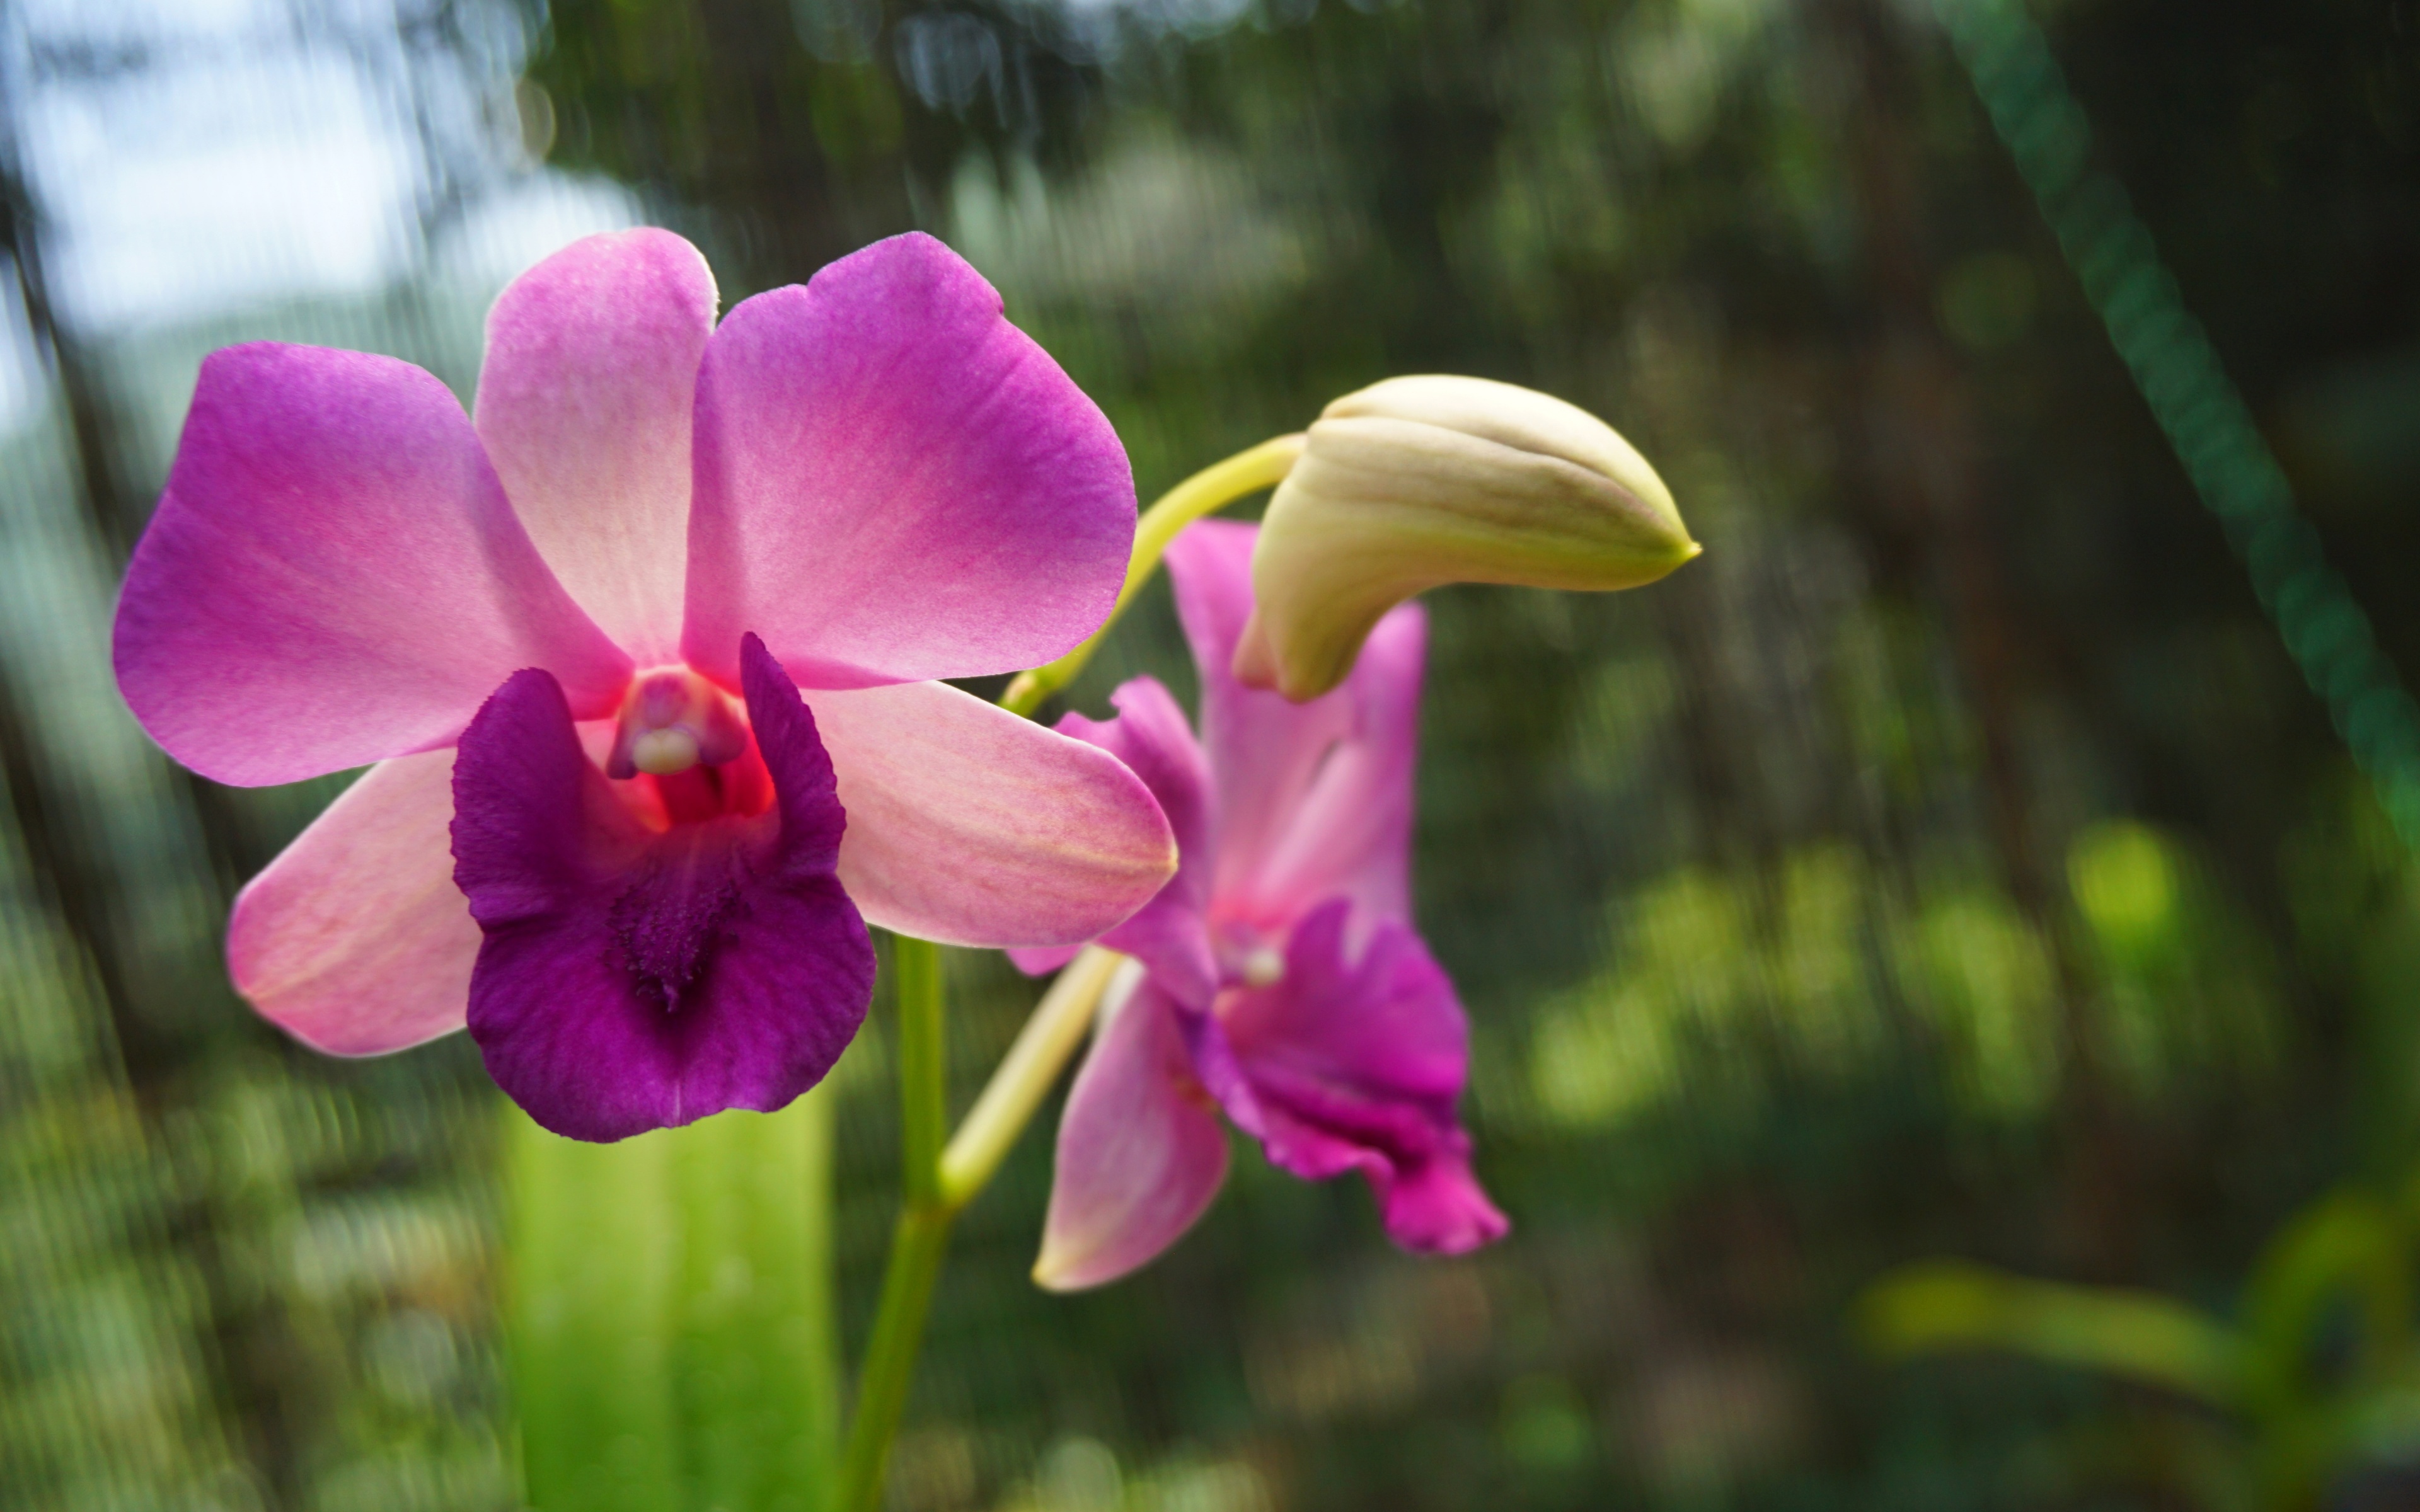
449,633,873,1140
110,228,1180,1140
1009,519,1509,1289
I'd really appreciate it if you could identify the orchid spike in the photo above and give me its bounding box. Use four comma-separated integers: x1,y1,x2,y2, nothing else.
1011,520,1507,1288
115,229,1177,1140
1236,374,1699,701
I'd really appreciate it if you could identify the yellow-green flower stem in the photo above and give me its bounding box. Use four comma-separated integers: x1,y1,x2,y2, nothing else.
939,946,1126,1206
837,941,1124,1512
1001,433,1305,716
844,441,1299,1506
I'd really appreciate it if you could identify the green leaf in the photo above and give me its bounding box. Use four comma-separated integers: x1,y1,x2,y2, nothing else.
1856,1259,2247,1410
505,1083,839,1512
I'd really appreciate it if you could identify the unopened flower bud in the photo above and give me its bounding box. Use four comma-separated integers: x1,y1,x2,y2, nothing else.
1235,375,1698,700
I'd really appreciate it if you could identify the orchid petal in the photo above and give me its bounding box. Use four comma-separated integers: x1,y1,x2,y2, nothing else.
1164,520,1422,926
1243,606,1424,927
1005,942,1083,976
1010,677,1220,1006
1220,900,1507,1256
683,232,1133,689
805,679,1175,949
115,343,631,786
228,749,478,1055
452,636,873,1142
475,229,718,663
1034,976,1230,1291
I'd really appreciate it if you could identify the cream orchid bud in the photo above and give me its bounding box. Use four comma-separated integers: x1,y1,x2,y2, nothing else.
1236,375,1698,700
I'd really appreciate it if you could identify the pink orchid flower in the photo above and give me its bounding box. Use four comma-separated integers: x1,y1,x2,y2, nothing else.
113,229,1176,1142
1011,520,1507,1288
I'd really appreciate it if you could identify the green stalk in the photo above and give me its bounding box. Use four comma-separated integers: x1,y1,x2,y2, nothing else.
835,942,1126,1511
834,1205,953,1509
833,438,1287,1503
836,934,950,1512
890,934,948,1210
939,947,1126,1208
1001,433,1304,716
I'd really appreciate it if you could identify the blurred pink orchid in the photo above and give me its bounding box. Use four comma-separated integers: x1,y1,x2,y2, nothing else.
113,229,1176,1140
1011,520,1507,1288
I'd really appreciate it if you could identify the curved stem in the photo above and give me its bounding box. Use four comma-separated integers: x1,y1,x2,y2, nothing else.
838,432,1294,1501
1001,433,1304,716
938,946,1124,1207
836,946,1132,1510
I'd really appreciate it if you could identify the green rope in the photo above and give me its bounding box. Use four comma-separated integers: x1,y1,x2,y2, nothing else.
1933,0,2420,847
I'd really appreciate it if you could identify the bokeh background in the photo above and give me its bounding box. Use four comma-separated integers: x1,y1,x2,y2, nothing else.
7,0,2420,1507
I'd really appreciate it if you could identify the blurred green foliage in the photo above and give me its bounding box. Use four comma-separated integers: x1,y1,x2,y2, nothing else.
1861,1171,2420,1509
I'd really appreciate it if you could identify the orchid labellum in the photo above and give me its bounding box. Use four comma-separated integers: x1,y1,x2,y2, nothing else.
114,229,1176,1141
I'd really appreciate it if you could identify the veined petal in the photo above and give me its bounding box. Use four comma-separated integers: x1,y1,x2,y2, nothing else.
683,232,1133,689
1035,975,1230,1292
452,636,873,1142
1219,900,1507,1256
1013,677,1220,1007
115,343,631,786
228,750,478,1056
476,229,718,663
1243,606,1423,928
1164,521,1422,928
807,679,1175,949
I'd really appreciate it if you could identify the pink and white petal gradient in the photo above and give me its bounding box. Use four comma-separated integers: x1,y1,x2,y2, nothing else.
475,229,717,663
1008,677,1221,1007
228,749,481,1056
115,343,631,787
808,680,1176,949
1163,522,1356,914
1163,522,1426,928
683,232,1134,691
1035,973,1232,1292
121,226,1170,1142
1232,606,1423,929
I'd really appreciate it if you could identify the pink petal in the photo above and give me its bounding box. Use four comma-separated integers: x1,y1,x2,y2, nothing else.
683,232,1134,689
1009,677,1221,1006
451,636,874,1142
1035,976,1231,1291
1006,942,1083,976
228,749,479,1056
1164,520,1423,927
475,229,718,663
805,679,1176,948
115,343,632,786
1219,900,1507,1256
1246,606,1424,927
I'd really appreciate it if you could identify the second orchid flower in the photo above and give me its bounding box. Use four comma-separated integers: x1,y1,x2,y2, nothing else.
1014,520,1507,1289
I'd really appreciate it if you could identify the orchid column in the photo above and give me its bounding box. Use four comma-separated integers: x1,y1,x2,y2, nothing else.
111,231,1175,1510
